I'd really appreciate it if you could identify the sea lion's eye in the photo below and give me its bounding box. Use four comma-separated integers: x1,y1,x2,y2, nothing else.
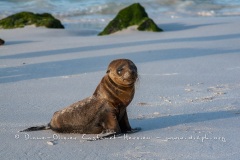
117,68,123,75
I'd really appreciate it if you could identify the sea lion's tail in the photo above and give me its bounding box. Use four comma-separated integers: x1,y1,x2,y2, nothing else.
20,124,50,132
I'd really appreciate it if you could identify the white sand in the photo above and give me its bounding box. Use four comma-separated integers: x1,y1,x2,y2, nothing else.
1,17,240,159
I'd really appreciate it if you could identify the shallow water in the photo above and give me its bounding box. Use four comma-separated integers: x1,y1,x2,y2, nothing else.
1,0,240,30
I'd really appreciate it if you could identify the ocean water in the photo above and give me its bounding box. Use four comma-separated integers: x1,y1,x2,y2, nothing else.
1,0,240,30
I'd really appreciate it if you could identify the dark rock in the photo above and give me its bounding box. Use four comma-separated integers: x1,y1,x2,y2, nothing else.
0,38,5,45
0,12,64,29
137,18,163,32
98,3,163,36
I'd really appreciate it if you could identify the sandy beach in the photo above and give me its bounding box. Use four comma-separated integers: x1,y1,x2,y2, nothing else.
1,16,240,159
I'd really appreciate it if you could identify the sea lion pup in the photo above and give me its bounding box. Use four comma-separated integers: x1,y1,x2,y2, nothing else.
21,59,140,136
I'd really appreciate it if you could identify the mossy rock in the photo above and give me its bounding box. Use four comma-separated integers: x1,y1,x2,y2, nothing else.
98,3,163,35
0,38,5,46
0,12,64,29
138,18,163,32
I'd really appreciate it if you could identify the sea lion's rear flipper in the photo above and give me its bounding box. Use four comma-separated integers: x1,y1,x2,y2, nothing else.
20,124,50,132
87,131,122,141
87,127,142,141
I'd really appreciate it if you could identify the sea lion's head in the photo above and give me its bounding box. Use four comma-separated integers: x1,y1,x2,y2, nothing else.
107,59,138,87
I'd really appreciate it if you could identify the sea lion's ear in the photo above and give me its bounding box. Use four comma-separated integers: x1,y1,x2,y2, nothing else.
106,66,111,73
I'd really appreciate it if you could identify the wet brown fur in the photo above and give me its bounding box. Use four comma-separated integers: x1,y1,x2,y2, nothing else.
49,59,138,134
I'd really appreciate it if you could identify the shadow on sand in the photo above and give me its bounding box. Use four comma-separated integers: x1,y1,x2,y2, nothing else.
1,31,240,83
130,110,240,132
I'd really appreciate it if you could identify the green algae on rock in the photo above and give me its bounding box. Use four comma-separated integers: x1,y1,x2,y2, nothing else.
98,3,163,36
0,12,64,29
138,18,163,32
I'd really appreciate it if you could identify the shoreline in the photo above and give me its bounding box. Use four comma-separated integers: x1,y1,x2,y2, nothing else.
1,16,240,159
